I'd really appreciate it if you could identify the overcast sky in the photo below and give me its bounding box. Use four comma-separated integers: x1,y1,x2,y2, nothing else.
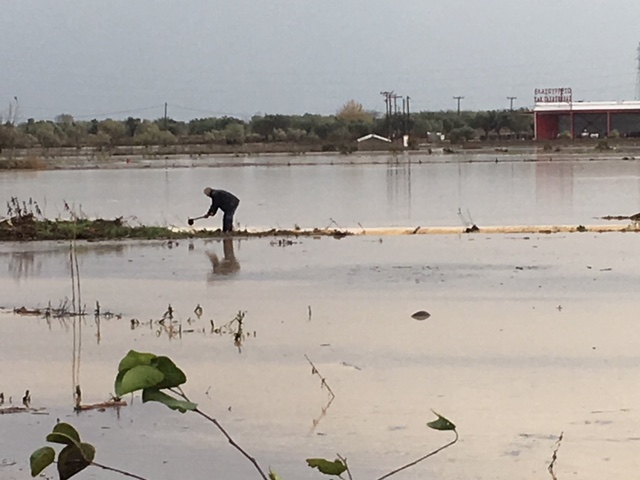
2,0,640,121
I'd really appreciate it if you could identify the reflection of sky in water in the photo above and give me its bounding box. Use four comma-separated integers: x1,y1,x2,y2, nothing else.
2,157,640,229
2,159,640,478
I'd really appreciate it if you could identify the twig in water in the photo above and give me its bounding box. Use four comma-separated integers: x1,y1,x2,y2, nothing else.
304,354,336,400
548,431,564,480
304,354,337,431
326,218,341,229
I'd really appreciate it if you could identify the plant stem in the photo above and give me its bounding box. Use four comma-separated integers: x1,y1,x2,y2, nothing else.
92,461,149,480
170,387,268,480
193,408,269,480
337,454,353,480
375,430,459,480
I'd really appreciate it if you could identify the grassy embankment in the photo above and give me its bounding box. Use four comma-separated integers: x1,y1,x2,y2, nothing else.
0,214,349,241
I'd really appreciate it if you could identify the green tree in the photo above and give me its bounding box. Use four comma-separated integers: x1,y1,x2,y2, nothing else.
503,110,533,138
135,121,177,146
250,114,291,141
31,121,63,149
154,117,187,137
0,123,18,149
224,123,245,145
87,132,111,150
124,117,142,137
98,119,126,146
469,110,510,139
448,126,475,144
55,113,74,125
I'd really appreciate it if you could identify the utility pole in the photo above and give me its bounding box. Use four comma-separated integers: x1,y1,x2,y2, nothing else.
163,102,168,130
406,95,411,135
453,96,464,115
380,91,393,138
636,42,640,101
391,94,402,137
507,96,517,111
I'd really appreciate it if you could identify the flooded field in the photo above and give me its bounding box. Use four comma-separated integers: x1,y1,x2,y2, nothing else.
2,155,640,229
2,157,640,479
1,232,640,480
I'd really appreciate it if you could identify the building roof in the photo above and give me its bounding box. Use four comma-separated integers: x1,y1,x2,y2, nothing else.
356,133,391,143
534,101,640,113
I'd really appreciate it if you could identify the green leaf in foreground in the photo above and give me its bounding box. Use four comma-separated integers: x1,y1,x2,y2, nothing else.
151,356,187,389
427,411,456,431
116,365,164,396
118,350,157,373
45,422,82,447
269,468,282,480
57,443,95,480
30,446,55,477
142,388,197,413
306,458,347,476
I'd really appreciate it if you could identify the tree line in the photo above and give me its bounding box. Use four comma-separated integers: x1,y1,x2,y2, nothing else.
0,101,534,151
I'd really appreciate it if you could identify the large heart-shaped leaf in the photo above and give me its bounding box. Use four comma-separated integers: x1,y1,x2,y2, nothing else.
57,443,95,480
151,356,187,389
142,388,197,413
427,411,456,431
46,422,82,448
118,350,157,373
30,446,55,477
116,365,164,396
306,458,347,476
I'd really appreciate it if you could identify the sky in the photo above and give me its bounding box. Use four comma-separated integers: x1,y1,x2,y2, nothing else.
2,0,640,122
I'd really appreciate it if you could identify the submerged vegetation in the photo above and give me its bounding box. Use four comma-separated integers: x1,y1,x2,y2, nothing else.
0,197,351,241
0,214,183,241
0,215,351,241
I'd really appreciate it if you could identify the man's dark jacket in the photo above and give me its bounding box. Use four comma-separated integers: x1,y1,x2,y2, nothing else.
207,189,240,216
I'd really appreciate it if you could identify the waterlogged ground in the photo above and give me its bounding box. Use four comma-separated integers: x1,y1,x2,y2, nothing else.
2,233,640,480
2,155,640,229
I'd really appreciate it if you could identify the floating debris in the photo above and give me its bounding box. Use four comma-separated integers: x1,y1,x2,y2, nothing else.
74,398,127,412
411,310,431,321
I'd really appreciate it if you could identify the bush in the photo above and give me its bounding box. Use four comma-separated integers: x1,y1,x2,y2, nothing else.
448,126,475,144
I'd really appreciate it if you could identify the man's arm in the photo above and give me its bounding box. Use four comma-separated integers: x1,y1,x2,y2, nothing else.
206,204,218,217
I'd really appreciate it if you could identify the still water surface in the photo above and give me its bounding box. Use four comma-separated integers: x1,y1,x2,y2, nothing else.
1,233,640,479
1,157,640,479
2,156,640,228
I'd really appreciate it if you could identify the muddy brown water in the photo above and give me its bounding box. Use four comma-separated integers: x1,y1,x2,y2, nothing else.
1,231,640,480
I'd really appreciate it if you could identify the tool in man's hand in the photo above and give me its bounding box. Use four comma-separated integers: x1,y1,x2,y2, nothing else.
187,215,207,226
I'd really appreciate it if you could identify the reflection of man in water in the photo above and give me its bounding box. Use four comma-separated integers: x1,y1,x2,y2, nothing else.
207,238,240,278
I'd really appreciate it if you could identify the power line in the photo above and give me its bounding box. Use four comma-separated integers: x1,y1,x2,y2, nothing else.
72,105,165,119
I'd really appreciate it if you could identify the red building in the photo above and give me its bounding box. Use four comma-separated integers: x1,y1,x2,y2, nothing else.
534,101,640,140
